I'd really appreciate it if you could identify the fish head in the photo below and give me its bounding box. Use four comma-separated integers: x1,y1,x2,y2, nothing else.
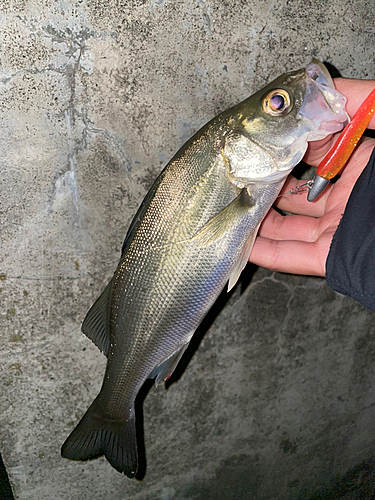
224,59,348,187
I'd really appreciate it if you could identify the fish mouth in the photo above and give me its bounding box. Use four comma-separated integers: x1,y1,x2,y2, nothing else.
299,59,349,140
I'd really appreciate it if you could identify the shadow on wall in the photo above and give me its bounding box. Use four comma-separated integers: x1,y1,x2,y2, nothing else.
171,456,375,500
310,457,375,500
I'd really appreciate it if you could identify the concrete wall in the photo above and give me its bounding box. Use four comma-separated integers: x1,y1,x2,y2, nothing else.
1,1,375,499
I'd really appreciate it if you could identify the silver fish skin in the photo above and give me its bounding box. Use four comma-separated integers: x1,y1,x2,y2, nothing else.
61,60,348,477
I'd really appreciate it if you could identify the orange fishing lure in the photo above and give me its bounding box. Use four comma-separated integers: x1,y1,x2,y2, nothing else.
308,87,375,201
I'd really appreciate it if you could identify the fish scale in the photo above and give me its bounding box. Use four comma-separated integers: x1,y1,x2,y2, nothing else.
61,60,348,477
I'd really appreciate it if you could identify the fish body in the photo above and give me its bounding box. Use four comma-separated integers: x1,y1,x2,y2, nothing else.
62,60,348,477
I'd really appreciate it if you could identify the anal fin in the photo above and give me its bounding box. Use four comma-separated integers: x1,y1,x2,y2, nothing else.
81,279,113,356
149,343,189,387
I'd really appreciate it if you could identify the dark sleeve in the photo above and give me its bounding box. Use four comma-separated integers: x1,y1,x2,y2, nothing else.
326,147,375,312
0,452,14,500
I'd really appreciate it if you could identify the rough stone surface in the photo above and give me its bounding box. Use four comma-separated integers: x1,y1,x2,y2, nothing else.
1,1,375,499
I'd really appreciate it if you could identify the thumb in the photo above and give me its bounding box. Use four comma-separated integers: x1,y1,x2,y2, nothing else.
303,134,336,167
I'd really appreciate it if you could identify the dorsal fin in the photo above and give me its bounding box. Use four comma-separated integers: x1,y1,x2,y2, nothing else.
81,279,113,356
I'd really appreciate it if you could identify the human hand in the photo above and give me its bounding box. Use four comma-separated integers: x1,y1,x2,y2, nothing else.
249,78,375,276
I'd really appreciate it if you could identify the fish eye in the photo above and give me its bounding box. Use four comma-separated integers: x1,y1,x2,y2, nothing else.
262,89,291,116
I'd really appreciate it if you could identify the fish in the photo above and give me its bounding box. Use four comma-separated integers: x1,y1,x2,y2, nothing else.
61,59,348,477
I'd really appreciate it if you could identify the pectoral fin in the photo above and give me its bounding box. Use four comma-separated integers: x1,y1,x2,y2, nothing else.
81,279,113,356
192,189,255,246
149,343,189,386
227,223,260,291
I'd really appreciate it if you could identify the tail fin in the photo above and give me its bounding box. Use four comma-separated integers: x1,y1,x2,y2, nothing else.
61,397,138,478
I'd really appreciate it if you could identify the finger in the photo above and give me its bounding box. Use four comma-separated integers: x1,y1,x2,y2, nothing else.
258,209,321,242
335,78,375,129
304,134,337,166
335,138,375,187
249,236,325,276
